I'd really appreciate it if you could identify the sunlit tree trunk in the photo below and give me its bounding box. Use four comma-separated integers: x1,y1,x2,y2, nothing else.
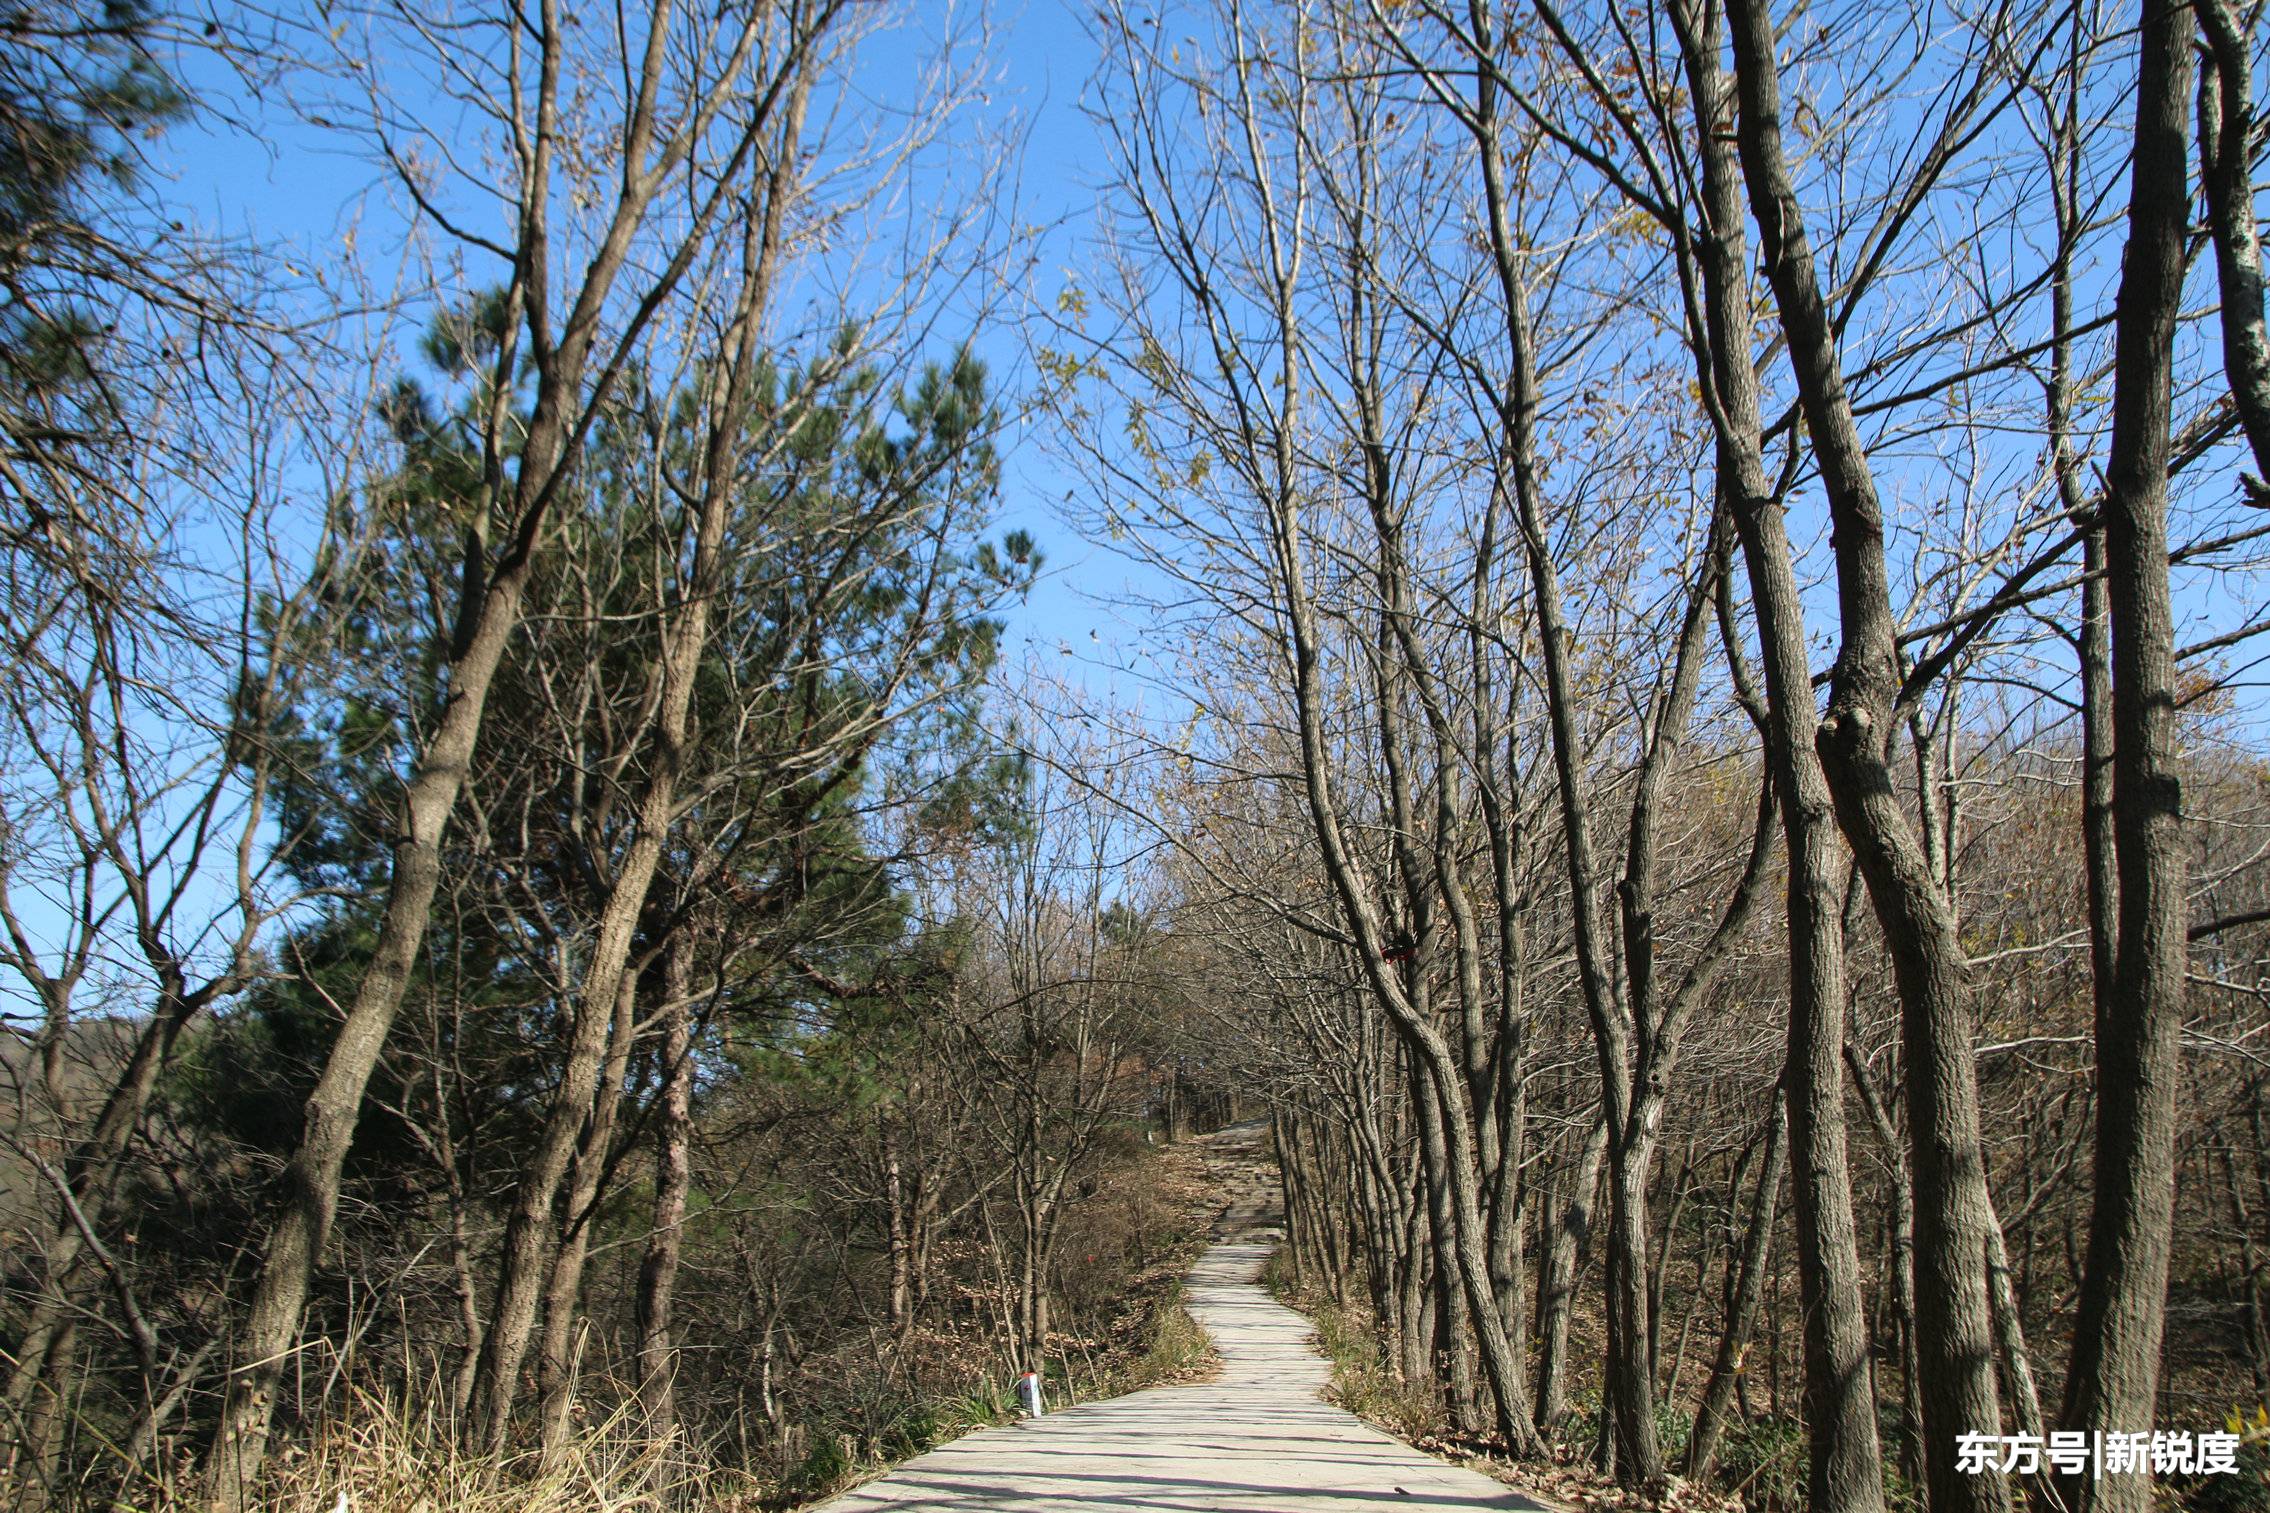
1723,4,2006,1507
2058,4,2193,1507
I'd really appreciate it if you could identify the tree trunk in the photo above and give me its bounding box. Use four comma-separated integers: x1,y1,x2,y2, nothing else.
537,967,642,1464
1668,7,1889,1505
1601,1138,1660,1478
2198,0,2270,477
1416,1061,1481,1430
1983,1203,2044,1441
888,1127,918,1333
1687,1092,1786,1480
633,927,696,1437
5,1319,74,1513
473,884,651,1451
1848,1041,1924,1488
1723,5,2007,1508
1400,1160,1432,1385
2058,5,2193,1508
2221,1142,2270,1397
1535,1116,1607,1430
207,532,546,1507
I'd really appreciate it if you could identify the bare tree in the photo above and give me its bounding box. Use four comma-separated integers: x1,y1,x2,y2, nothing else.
2057,3,2194,1508
204,3,847,1499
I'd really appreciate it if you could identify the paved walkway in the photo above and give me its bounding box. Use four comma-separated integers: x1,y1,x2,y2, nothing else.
817,1137,1548,1512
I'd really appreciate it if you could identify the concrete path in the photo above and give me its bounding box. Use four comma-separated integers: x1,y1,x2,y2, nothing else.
817,1136,1549,1511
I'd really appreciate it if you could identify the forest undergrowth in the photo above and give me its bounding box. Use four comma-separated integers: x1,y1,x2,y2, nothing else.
100,1138,1220,1513
1264,1245,2268,1513
1263,1243,1869,1513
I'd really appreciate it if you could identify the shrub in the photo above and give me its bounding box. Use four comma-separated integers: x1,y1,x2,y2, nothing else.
1713,1414,1807,1511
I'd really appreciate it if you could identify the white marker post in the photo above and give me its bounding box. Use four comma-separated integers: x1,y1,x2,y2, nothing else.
1018,1370,1045,1418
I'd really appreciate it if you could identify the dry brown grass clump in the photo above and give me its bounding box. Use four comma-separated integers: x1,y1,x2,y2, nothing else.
120,1389,762,1513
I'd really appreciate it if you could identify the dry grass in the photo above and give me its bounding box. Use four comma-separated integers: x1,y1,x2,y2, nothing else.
123,1389,764,1513
1109,1281,1221,1392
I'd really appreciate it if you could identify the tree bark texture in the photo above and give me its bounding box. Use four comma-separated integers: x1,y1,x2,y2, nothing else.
1723,4,2007,1508
2059,4,2192,1508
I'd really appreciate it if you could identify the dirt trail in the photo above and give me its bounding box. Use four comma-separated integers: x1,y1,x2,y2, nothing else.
815,1123,1548,1511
